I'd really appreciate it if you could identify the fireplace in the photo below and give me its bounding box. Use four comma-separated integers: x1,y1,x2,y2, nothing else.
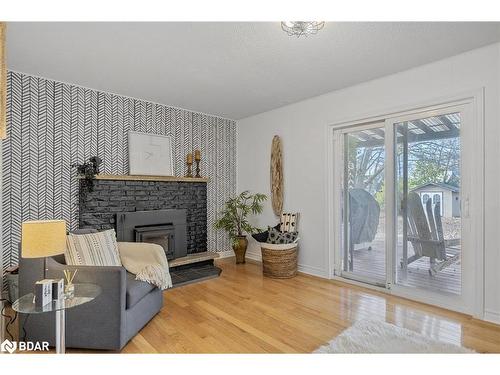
116,209,187,260
79,179,207,255
134,225,176,259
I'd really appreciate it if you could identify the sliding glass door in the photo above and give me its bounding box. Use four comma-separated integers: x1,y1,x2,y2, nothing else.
394,112,462,294
338,123,386,286
386,104,476,313
333,100,480,314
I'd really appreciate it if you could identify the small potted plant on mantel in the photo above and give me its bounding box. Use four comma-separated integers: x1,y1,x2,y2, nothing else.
214,191,267,264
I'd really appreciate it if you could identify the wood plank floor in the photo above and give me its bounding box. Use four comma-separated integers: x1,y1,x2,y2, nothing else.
352,244,461,295
347,213,462,294
120,258,500,353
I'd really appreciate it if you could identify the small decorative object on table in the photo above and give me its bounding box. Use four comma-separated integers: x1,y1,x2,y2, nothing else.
194,149,201,178
51,279,65,300
34,279,53,308
63,269,78,298
214,191,267,264
186,153,193,177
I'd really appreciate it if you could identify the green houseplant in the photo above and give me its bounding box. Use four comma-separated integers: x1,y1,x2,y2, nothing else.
72,156,102,195
214,190,267,264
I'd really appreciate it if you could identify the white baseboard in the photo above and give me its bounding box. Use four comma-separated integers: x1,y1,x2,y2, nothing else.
245,250,262,262
245,249,329,278
484,309,500,325
216,250,235,259
297,264,329,278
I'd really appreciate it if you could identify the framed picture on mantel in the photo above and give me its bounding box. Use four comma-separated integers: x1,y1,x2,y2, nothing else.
128,131,174,176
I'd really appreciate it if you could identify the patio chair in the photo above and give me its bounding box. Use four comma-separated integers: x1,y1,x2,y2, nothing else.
404,192,460,276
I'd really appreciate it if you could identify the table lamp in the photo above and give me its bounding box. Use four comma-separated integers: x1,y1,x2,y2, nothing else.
21,220,67,278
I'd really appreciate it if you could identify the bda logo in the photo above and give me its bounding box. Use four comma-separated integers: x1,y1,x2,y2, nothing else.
1,339,17,353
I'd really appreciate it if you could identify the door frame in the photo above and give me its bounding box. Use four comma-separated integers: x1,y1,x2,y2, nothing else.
325,89,484,318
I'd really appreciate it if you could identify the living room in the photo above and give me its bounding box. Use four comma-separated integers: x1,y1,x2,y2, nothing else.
1,0,500,373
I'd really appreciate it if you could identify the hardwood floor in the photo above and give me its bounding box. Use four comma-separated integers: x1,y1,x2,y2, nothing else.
352,244,461,295
121,258,500,353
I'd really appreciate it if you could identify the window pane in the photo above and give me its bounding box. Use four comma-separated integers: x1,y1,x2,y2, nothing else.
395,112,461,295
341,126,386,283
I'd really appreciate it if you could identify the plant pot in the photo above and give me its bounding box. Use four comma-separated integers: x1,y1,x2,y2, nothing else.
233,236,248,264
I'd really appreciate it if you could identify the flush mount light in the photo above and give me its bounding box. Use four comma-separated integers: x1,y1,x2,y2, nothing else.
281,21,325,37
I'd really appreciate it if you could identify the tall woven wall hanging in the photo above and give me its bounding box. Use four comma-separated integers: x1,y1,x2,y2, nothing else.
270,135,283,216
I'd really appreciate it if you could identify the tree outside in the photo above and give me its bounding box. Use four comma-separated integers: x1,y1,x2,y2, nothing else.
347,126,460,207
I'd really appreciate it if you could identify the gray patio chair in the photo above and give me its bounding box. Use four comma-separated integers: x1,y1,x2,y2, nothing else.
404,192,460,276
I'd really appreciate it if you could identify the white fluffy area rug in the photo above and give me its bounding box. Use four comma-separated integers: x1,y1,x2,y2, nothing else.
315,320,473,353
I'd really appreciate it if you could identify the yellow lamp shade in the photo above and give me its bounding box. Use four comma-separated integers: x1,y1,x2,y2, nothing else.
21,220,67,258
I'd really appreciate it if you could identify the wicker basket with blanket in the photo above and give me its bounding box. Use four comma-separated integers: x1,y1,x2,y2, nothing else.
254,213,300,279
260,242,298,278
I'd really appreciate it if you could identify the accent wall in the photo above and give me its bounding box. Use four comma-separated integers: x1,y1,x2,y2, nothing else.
2,71,236,274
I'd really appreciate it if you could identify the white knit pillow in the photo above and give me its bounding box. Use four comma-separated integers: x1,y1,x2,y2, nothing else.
65,229,122,266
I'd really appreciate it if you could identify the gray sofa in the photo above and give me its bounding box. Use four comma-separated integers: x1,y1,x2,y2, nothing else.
18,230,163,351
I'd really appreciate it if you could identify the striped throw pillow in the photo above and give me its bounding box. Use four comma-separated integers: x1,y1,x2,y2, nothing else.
65,229,122,266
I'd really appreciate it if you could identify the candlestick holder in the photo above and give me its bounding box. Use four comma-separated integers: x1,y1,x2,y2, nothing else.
186,161,193,177
195,160,201,178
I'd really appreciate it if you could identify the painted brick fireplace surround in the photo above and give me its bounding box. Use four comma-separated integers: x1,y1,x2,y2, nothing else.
79,178,208,255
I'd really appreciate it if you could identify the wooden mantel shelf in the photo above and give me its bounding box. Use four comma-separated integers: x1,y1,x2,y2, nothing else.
94,174,209,183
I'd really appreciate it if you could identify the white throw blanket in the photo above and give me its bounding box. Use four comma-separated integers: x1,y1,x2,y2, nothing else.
118,242,172,290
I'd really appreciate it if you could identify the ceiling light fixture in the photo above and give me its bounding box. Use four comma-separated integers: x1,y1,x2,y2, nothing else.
281,21,325,37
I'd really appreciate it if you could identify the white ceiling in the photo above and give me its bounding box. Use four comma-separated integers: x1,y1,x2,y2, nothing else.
7,22,500,119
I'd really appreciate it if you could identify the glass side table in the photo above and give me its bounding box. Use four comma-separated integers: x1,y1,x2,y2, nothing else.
12,283,101,354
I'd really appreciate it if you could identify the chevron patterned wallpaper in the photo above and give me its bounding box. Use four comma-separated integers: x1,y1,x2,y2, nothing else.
1,71,236,275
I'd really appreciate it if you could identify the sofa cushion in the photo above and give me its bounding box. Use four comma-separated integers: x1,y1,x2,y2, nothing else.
126,272,155,309
266,226,299,244
52,229,99,265
65,229,122,266
251,224,281,243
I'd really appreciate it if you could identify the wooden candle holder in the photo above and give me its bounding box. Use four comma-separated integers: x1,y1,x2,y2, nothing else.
195,160,201,178
186,153,193,177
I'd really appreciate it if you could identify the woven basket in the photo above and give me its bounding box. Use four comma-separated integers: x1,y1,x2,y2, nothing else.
260,243,298,279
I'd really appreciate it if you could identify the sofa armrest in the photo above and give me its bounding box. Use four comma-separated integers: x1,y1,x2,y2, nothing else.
46,257,127,310
44,257,128,349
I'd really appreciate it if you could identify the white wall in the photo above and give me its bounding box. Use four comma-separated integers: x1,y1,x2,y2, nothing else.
237,43,500,323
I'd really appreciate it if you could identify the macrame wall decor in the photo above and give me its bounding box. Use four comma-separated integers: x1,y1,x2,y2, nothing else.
270,135,283,216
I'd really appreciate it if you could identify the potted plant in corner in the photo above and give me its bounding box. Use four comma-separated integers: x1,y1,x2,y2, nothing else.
214,191,267,264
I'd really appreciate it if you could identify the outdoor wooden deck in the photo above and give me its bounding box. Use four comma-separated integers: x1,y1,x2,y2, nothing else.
349,244,461,295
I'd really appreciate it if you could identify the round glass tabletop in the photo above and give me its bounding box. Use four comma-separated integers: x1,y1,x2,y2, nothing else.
12,283,102,314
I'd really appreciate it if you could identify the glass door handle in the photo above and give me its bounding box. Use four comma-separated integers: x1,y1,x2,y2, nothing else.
463,196,470,218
